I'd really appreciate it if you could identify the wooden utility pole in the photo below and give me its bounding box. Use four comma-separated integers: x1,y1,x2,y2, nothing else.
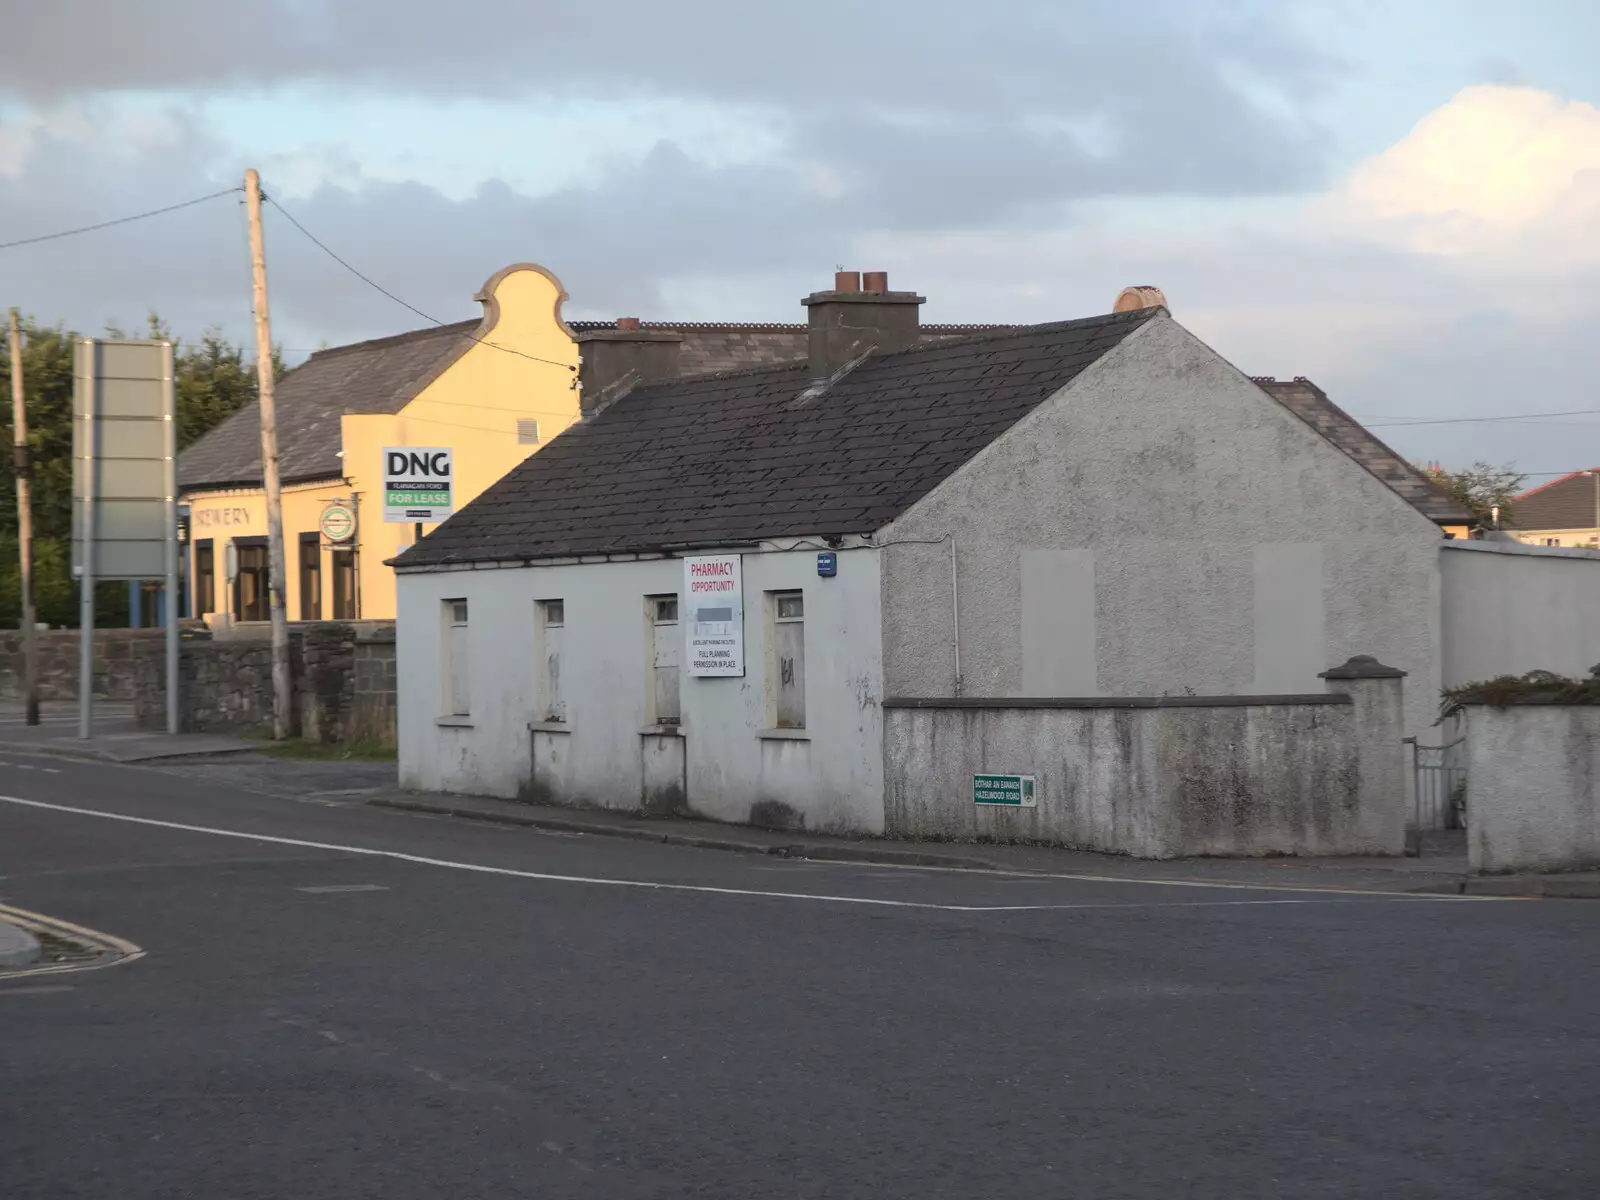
244,169,292,739
8,308,38,725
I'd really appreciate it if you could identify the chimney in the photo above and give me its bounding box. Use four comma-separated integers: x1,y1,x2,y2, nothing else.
574,318,683,416
802,269,924,383
1113,285,1168,313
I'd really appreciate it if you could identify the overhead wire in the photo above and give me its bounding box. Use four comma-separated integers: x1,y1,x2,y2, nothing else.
262,191,578,374
0,187,243,251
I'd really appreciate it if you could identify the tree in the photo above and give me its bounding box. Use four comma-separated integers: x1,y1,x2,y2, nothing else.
1422,461,1526,527
0,313,278,627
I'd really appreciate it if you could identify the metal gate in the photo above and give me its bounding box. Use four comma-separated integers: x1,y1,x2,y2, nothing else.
1406,733,1467,834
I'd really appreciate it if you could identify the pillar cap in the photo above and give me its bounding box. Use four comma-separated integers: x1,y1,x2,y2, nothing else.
1319,655,1406,680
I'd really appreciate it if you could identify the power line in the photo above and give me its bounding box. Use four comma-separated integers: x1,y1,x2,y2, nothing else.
1363,412,1600,428
0,187,243,252
262,193,577,373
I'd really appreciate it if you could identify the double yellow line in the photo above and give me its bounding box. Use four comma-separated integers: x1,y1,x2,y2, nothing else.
0,902,145,981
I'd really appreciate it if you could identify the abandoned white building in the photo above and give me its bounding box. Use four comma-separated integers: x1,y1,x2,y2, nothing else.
388,271,1480,856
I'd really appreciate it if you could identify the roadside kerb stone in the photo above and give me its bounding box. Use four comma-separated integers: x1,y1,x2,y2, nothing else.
0,918,41,968
1407,874,1600,899
367,796,1000,871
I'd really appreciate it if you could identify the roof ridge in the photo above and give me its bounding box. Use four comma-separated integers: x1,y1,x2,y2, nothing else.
306,318,478,361
1516,469,1594,501
567,319,1017,333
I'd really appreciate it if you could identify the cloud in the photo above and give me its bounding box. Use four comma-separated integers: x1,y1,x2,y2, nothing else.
1327,85,1600,263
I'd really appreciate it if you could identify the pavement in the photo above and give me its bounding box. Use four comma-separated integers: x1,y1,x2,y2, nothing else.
0,702,257,763
0,747,1598,1198
153,751,1600,897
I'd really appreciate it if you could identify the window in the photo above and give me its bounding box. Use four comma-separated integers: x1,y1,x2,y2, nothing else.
648,595,681,724
194,540,215,616
299,533,322,621
233,539,269,622
771,590,806,730
516,419,541,445
331,549,358,619
443,599,470,716
536,599,566,722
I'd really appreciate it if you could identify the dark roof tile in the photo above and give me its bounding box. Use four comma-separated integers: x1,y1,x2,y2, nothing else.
1254,377,1472,524
399,309,1159,567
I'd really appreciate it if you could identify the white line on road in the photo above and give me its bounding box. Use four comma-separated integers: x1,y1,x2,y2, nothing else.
0,794,1473,913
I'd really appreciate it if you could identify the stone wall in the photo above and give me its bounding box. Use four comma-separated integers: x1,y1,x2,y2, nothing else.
132,621,397,742
0,627,188,702
1463,703,1600,874
135,632,304,735
882,658,1407,859
350,627,397,743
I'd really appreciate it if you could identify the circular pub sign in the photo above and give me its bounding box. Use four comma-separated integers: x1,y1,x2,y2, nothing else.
320,502,356,543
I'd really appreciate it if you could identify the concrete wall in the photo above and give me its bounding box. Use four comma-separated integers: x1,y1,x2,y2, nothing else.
1440,540,1600,687
884,663,1407,858
878,315,1444,743
1464,704,1600,873
0,627,180,702
395,548,886,833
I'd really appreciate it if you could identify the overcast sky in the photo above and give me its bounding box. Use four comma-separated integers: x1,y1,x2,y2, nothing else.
1,0,1597,478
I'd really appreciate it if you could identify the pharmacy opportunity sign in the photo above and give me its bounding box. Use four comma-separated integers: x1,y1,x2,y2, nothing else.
383,447,453,523
684,553,745,677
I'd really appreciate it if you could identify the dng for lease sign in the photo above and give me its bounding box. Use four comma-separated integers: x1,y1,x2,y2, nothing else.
383,447,453,523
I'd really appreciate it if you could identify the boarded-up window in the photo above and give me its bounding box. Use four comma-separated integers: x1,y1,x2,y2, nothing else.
299,533,322,621
194,540,215,616
537,599,566,722
331,549,358,619
517,419,541,445
443,599,470,716
773,591,805,730
649,595,680,724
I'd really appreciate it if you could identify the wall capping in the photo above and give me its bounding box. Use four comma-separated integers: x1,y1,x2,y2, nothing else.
882,694,1351,710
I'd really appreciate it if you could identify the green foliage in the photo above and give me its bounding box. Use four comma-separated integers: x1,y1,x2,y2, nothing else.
0,313,278,628
1441,668,1600,717
1421,461,1526,526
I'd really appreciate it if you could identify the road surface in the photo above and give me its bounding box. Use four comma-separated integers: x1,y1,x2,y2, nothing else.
0,751,1596,1199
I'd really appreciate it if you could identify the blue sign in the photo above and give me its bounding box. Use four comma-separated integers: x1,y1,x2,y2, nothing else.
816,551,837,577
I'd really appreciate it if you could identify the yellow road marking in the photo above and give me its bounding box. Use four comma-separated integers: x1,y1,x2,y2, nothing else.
0,901,145,980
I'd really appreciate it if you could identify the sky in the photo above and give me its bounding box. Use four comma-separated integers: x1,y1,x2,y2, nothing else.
1,0,1597,479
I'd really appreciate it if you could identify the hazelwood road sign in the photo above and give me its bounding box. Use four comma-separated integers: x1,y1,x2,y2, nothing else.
973,774,1037,807
383,447,453,523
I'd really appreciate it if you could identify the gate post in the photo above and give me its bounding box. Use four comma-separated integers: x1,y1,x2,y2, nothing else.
1320,655,1408,855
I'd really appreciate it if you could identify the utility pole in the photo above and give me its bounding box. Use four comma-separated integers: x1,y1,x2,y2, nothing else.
8,308,38,725
245,169,292,739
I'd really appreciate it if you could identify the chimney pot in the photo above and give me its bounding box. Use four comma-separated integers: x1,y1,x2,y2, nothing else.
862,270,889,293
1113,285,1168,314
802,275,925,384
834,270,861,293
616,316,642,331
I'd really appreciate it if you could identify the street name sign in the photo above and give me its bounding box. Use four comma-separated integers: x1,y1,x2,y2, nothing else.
974,774,1038,807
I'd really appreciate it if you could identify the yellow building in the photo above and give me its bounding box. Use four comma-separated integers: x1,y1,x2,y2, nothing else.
178,263,580,622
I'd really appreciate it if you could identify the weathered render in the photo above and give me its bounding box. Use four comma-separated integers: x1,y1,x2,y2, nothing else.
884,659,1406,858
1439,540,1600,687
395,549,885,832
878,316,1445,744
1463,703,1600,873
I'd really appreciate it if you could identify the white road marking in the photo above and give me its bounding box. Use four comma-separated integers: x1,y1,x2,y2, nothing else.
297,884,389,894
0,794,1476,913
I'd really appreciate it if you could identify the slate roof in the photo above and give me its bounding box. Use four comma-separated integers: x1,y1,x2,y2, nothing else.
1509,471,1600,530
568,320,1013,377
398,309,1159,568
1253,377,1472,525
178,320,479,490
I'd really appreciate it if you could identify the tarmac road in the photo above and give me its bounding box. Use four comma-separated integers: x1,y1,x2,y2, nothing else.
0,751,1596,1199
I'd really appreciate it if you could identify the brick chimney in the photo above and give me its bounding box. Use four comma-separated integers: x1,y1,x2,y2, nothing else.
574,318,683,416
802,269,924,383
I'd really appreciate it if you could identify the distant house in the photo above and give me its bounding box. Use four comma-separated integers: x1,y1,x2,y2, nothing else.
390,272,1454,829
1507,471,1600,548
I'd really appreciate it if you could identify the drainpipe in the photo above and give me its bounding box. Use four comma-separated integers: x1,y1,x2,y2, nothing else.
950,535,963,697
